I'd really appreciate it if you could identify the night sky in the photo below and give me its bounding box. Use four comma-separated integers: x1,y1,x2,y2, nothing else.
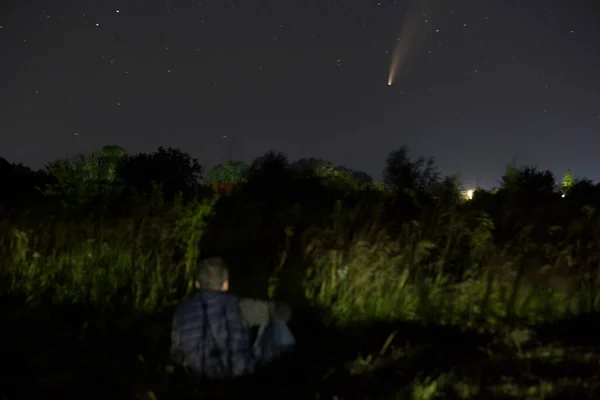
2,0,600,188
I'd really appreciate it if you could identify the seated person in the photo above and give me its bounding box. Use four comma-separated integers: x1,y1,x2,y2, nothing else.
170,257,295,379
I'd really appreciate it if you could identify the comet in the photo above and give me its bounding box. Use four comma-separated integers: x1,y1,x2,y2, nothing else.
387,0,431,86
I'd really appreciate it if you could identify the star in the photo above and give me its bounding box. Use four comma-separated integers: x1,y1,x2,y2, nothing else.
2,0,599,187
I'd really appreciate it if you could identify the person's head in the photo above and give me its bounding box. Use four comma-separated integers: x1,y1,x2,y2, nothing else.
194,257,229,292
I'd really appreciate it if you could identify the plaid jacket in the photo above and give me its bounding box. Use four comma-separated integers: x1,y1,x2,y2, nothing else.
170,290,255,379
171,290,286,379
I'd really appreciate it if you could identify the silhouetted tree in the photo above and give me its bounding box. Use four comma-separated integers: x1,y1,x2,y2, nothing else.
486,164,560,244
291,157,325,174
565,179,599,206
349,170,373,185
206,161,248,184
500,165,556,196
293,158,372,183
561,169,576,194
0,158,51,209
94,145,127,181
245,151,294,185
383,145,439,195
42,146,127,209
429,174,462,206
45,160,94,204
117,146,202,201
0,157,10,175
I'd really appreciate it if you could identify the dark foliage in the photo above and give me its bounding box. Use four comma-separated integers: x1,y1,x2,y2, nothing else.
117,146,203,202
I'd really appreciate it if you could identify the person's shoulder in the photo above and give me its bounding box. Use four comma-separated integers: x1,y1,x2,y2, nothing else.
174,292,203,318
211,291,241,309
206,291,243,315
176,291,238,312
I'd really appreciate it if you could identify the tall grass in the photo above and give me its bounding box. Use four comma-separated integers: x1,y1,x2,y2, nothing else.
0,197,216,313
2,194,600,327
303,203,600,326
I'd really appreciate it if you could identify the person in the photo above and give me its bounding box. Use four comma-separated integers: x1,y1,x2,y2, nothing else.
170,257,295,379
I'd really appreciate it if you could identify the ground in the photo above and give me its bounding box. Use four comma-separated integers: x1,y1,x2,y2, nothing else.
3,299,600,400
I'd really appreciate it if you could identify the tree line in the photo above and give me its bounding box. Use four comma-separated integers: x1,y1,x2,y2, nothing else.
2,144,600,236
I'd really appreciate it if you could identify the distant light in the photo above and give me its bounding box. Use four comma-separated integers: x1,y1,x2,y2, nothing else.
462,189,475,200
562,193,566,198
116,9,120,13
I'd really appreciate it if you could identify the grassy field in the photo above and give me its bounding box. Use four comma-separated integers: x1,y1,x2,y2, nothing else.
2,198,600,399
